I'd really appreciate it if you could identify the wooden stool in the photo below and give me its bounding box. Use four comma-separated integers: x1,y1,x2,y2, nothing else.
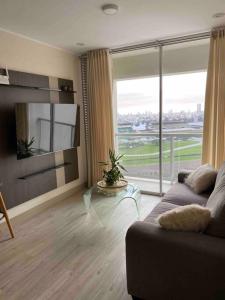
0,192,15,238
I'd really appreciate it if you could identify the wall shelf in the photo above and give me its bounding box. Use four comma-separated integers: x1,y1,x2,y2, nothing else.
0,83,77,93
18,162,72,180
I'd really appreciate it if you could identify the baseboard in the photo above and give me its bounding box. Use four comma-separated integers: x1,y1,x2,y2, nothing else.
1,181,86,222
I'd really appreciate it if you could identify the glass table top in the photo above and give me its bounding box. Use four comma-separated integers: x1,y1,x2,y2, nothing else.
83,183,141,225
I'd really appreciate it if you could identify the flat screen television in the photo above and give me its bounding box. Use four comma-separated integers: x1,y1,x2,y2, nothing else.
15,103,79,159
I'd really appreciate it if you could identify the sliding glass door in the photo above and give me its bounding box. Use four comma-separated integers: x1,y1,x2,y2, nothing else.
113,38,209,195
162,40,209,193
113,48,160,193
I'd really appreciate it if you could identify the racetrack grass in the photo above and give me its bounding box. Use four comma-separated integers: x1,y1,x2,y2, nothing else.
119,140,201,166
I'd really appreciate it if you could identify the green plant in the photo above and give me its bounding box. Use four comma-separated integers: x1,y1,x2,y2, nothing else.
99,149,127,186
17,137,35,159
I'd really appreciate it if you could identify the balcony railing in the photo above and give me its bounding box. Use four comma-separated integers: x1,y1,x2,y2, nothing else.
115,132,202,185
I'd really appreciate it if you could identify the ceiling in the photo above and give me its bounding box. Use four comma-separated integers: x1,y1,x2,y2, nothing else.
0,0,224,54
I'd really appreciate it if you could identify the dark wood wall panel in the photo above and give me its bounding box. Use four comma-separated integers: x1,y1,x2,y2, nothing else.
9,70,49,88
0,70,79,209
58,78,74,104
63,148,79,184
74,105,80,147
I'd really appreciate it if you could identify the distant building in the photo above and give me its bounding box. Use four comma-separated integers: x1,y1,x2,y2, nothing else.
197,103,201,113
118,123,133,133
152,120,187,130
132,123,146,131
188,121,203,129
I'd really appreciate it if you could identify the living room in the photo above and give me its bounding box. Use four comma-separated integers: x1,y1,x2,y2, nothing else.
0,1,225,300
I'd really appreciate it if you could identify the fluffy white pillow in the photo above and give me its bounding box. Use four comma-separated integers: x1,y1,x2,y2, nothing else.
185,164,217,194
157,204,211,232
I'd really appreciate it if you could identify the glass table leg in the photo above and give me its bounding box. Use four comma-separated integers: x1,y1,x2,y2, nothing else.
83,189,92,212
121,189,141,220
131,191,141,220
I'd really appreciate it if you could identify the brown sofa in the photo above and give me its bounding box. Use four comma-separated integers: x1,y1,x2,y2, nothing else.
126,166,225,300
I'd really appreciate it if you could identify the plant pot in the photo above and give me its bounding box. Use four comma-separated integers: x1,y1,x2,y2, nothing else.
97,179,128,189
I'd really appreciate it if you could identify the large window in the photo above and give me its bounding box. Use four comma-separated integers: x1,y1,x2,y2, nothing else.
113,39,209,194
162,71,207,192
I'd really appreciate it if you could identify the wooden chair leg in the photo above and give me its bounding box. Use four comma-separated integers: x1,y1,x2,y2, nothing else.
0,192,15,238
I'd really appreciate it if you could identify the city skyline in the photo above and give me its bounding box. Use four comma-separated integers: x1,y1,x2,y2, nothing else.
116,71,207,114
117,103,202,116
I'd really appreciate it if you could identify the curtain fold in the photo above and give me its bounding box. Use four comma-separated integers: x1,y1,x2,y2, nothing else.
202,28,225,169
86,49,114,186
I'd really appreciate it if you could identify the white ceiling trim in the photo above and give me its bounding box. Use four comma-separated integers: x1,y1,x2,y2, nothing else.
0,26,76,56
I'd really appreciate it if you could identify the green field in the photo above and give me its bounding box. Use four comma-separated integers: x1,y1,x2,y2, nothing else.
119,140,201,166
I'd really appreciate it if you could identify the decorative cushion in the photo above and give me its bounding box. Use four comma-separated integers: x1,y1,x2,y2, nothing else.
215,161,225,186
206,173,225,238
185,164,217,194
157,204,211,232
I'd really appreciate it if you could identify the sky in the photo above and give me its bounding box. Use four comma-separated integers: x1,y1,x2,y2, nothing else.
116,71,207,114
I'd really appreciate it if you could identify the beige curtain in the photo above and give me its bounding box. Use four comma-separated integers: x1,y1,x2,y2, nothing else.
87,49,114,186
202,27,225,168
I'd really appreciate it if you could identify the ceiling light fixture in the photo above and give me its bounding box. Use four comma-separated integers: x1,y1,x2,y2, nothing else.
212,12,225,18
102,4,119,15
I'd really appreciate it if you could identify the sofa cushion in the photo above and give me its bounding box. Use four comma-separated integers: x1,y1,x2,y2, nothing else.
162,183,209,207
178,170,193,183
145,202,179,224
206,173,225,238
215,161,225,186
185,164,217,194
157,204,211,232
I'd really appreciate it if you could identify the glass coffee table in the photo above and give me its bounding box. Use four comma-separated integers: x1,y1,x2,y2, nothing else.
83,183,141,221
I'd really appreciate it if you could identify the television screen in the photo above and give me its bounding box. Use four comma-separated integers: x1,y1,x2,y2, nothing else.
15,103,79,159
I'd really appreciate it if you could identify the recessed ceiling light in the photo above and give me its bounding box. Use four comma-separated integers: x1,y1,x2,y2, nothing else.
102,4,119,15
76,42,85,46
212,12,225,18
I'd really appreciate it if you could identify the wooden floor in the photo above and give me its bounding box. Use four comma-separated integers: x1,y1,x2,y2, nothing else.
0,190,160,300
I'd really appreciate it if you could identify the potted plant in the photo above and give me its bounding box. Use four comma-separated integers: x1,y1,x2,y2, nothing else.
99,149,127,186
17,137,35,159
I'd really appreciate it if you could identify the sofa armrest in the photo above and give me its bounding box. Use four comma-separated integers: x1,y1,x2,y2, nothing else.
126,221,225,300
177,169,193,183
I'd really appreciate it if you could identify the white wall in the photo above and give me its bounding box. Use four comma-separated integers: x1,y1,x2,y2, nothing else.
0,29,86,188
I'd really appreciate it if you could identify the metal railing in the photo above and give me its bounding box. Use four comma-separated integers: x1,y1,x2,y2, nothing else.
38,118,75,151
115,132,202,184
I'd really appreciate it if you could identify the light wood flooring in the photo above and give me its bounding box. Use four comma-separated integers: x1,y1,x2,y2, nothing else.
0,190,160,300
